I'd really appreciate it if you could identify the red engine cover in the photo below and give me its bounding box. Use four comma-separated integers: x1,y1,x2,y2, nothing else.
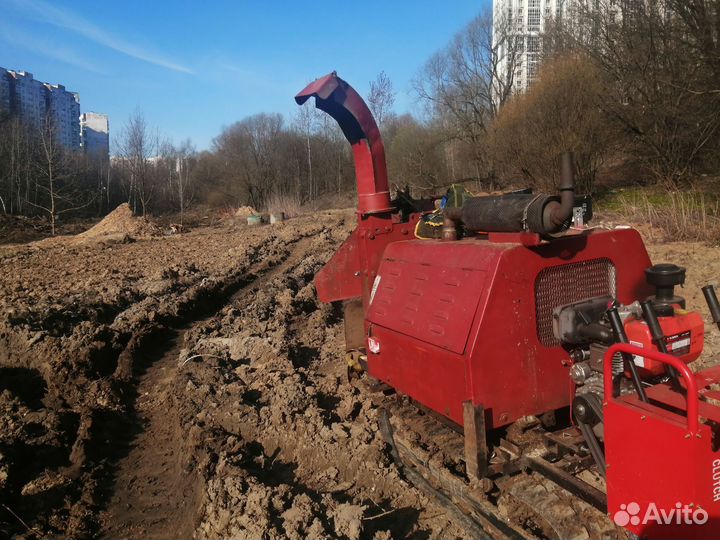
624,310,704,376
365,228,653,428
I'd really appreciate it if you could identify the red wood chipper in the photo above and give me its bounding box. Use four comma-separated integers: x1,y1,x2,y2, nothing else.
296,72,720,539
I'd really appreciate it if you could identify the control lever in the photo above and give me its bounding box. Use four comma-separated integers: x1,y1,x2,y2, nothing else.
702,285,720,331
640,300,683,391
607,304,648,402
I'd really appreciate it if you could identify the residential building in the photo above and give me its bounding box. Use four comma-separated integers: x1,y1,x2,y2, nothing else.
0,69,10,114
10,70,47,129
81,112,110,159
0,67,82,149
493,0,581,93
46,84,81,149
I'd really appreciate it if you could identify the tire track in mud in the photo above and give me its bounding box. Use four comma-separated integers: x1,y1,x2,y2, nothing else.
100,235,320,539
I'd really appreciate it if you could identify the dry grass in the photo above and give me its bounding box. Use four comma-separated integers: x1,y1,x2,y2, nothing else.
613,190,720,244
266,193,303,218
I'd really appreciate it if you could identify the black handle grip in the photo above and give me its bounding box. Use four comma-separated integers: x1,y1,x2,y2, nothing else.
702,285,720,325
640,301,668,352
640,300,682,390
607,305,648,402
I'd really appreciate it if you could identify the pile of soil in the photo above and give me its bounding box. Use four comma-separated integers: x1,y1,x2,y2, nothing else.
75,203,159,240
234,206,258,218
14,204,161,250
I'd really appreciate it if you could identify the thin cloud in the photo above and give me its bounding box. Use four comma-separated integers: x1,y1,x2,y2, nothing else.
213,59,306,94
0,21,106,75
5,0,193,74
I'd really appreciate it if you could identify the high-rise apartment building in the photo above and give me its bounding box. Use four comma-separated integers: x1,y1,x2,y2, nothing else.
493,0,578,93
0,70,10,114
0,67,83,150
10,70,48,129
81,112,110,159
47,84,81,149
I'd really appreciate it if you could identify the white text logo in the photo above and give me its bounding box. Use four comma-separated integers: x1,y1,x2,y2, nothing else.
613,502,708,527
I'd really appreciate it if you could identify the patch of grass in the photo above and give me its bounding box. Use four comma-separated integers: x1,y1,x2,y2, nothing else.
599,188,720,243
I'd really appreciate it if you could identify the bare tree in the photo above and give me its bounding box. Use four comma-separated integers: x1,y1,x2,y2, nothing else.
414,7,522,179
292,105,320,200
386,114,447,193
560,0,720,183
368,71,396,127
490,53,615,193
28,117,93,234
117,109,158,215
166,139,196,225
213,113,284,210
0,117,33,215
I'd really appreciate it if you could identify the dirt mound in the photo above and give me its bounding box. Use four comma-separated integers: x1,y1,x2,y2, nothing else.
14,204,161,250
234,206,258,217
76,203,159,240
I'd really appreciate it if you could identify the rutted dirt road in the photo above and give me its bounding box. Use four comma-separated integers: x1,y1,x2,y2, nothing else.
0,205,718,539
100,235,338,539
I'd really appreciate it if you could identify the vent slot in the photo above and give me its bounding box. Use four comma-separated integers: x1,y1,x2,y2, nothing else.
535,258,616,347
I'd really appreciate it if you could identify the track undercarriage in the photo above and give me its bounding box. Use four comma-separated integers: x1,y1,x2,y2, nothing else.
371,387,623,539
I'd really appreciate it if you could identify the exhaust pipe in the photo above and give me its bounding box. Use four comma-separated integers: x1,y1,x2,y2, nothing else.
453,152,576,236
543,152,576,233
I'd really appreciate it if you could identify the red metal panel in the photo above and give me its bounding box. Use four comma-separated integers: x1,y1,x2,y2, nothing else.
645,384,720,424
642,361,720,424
324,223,654,430
315,229,362,303
605,344,720,538
694,365,720,387
368,228,653,429
367,240,499,354
367,326,468,422
605,399,720,539
313,213,423,305
487,231,542,246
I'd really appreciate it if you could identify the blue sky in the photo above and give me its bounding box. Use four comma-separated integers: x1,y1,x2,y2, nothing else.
0,0,489,150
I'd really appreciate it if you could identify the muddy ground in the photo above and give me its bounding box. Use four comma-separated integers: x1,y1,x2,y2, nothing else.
0,208,717,539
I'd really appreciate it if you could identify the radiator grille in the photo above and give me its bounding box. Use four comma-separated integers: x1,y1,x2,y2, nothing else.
535,258,616,347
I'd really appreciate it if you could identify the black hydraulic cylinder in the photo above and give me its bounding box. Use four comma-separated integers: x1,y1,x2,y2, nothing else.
702,285,720,330
607,306,648,402
640,300,682,391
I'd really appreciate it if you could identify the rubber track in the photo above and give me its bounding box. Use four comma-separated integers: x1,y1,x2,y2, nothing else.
378,400,621,539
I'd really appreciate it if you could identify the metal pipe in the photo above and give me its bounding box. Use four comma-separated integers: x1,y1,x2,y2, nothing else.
542,152,576,233
295,72,393,215
603,343,700,434
458,152,576,235
702,285,720,331
442,206,462,241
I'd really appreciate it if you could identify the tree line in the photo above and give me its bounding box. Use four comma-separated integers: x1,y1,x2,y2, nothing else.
1,0,718,230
